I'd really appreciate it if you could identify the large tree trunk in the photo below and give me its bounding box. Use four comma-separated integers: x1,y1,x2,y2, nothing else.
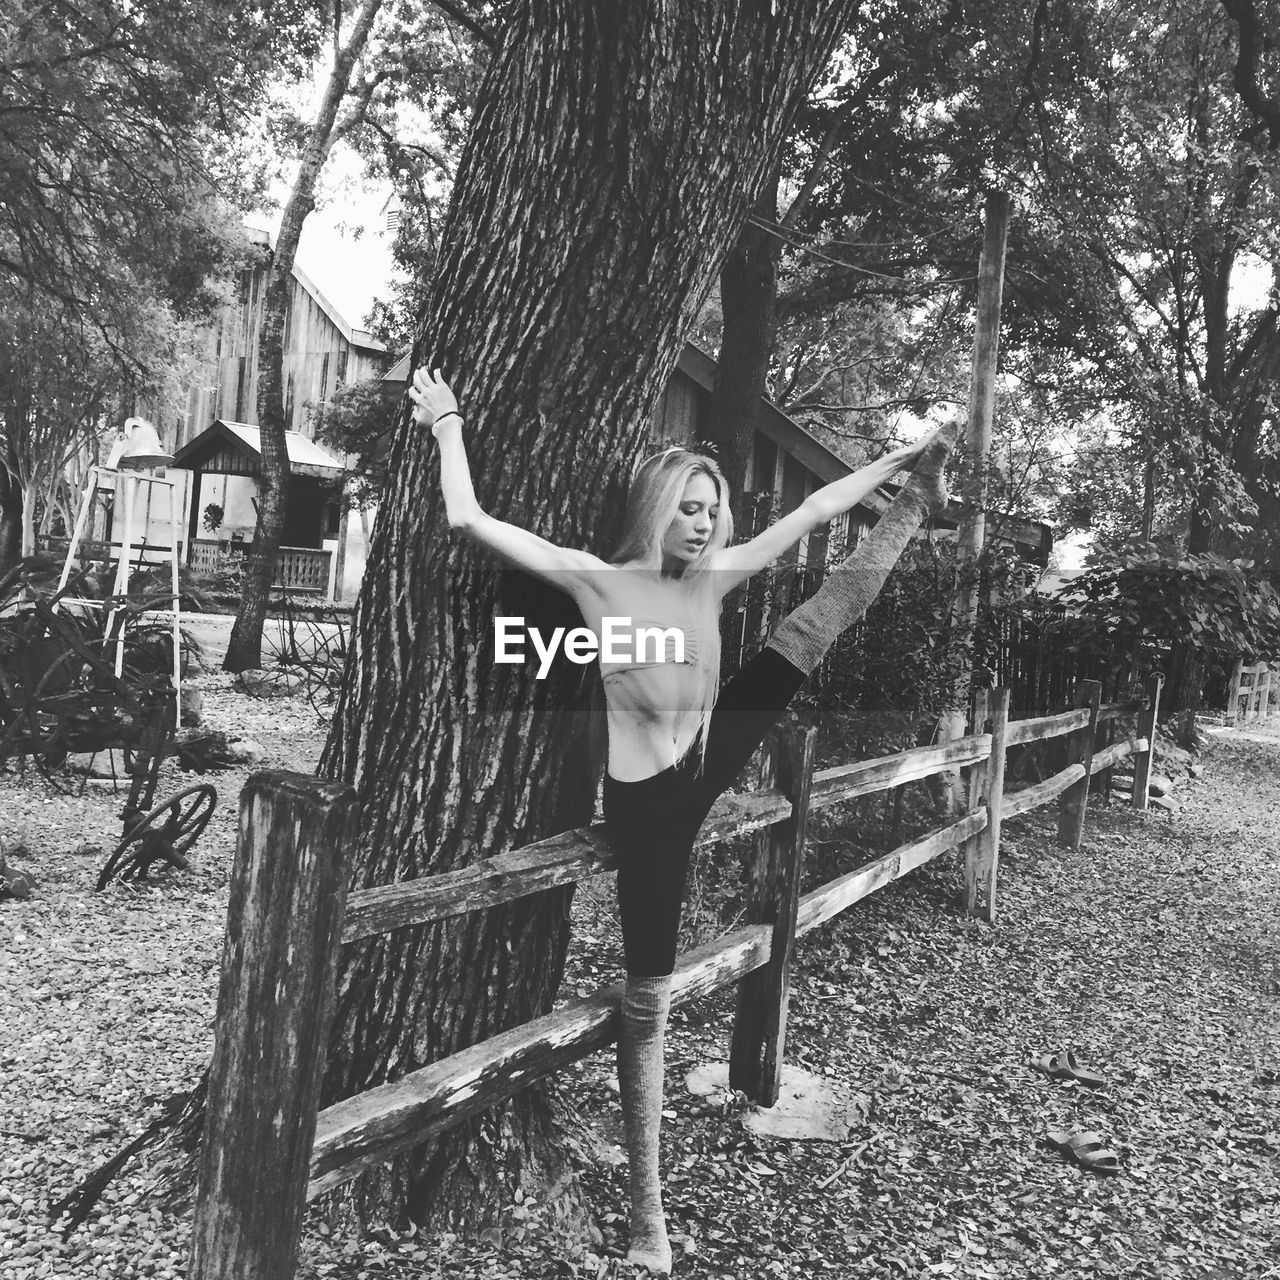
224,0,385,671
318,0,859,1230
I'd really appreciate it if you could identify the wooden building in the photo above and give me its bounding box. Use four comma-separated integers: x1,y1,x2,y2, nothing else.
132,228,394,597
170,422,346,594
178,228,390,450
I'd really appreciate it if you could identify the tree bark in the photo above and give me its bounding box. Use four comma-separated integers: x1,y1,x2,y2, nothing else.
0,461,21,574
223,0,386,671
318,0,860,1230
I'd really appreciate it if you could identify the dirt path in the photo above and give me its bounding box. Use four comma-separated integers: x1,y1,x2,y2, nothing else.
1,707,1276,1279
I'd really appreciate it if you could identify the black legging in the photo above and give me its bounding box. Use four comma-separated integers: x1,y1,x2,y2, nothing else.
602,647,807,977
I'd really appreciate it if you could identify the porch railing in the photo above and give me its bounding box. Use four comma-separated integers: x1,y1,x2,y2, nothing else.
190,539,333,595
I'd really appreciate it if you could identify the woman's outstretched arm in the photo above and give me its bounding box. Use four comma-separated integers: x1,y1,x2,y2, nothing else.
411,368,607,591
713,431,943,591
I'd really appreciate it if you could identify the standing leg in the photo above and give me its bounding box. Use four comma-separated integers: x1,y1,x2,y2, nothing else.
605,772,699,1275
618,974,674,1273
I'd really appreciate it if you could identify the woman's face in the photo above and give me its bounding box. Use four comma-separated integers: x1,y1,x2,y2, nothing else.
661,471,720,568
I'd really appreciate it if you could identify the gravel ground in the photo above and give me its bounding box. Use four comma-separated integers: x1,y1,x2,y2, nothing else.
2,685,1277,1279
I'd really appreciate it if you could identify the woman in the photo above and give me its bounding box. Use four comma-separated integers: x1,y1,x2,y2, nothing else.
410,367,937,1273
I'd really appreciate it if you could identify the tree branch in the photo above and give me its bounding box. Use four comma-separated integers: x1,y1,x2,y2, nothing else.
429,0,496,47
1220,0,1280,149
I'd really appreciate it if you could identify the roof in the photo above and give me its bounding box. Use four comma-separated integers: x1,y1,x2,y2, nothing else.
171,421,345,480
292,264,386,353
673,343,859,488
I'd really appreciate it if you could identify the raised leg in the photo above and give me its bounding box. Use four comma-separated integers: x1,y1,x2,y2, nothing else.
618,973,674,1274
766,420,957,675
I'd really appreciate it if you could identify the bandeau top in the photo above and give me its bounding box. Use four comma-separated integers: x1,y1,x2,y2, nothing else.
598,616,703,680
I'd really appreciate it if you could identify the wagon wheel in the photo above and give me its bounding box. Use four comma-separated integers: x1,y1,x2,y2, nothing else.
96,783,217,891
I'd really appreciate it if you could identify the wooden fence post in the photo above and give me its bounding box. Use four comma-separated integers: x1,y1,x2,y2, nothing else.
190,772,358,1280
1131,673,1163,811
1225,657,1244,727
1057,679,1101,850
964,686,1009,924
729,721,816,1107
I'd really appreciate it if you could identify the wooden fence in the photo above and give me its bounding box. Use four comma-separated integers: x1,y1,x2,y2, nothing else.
189,674,1163,1280
1225,659,1274,727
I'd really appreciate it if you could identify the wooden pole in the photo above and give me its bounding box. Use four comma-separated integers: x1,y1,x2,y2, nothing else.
964,686,1009,923
962,687,988,912
331,499,351,604
940,190,1012,782
1132,673,1163,810
1057,679,1101,850
191,772,358,1280
729,721,816,1107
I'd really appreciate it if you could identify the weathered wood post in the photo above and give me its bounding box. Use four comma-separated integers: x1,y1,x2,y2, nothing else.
1057,679,1101,850
964,686,1009,924
1225,657,1244,727
1131,672,1163,811
191,772,358,1280
1251,664,1268,723
730,721,816,1107
1096,682,1116,804
1262,665,1273,725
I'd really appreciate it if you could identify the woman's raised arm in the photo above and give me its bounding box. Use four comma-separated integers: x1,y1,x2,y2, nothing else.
713,431,941,592
411,368,607,592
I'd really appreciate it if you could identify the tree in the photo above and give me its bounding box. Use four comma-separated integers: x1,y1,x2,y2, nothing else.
316,0,870,1229
312,377,400,509
0,0,303,574
222,0,485,670
985,0,1280,710
698,0,978,506
0,291,208,560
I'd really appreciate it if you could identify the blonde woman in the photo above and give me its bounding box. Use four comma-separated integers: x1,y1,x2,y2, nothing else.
412,367,941,1273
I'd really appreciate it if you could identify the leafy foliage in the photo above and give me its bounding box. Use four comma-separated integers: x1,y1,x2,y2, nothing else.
0,0,300,566
310,378,401,509
1056,540,1280,669
806,541,1034,760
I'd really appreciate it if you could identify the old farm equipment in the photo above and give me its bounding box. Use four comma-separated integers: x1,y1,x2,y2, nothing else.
0,566,217,890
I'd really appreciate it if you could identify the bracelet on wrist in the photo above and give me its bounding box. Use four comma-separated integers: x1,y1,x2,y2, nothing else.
433,410,462,429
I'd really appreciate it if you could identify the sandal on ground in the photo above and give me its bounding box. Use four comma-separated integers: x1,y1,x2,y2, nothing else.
1032,1048,1105,1087
1046,1127,1121,1175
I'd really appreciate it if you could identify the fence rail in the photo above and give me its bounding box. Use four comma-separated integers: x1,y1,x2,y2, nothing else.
191,674,1164,1280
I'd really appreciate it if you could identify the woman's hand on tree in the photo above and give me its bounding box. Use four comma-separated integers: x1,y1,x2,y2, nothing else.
410,367,461,432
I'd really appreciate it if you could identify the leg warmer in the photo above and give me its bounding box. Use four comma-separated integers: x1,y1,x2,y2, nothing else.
618,974,674,1273
766,422,957,674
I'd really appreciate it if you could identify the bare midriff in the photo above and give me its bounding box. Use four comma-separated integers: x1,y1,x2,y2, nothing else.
576,568,715,783
601,663,709,780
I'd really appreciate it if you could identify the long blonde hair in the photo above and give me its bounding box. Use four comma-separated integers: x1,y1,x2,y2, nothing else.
611,447,734,766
